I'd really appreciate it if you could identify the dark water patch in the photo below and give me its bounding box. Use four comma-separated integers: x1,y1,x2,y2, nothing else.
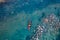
56,28,60,40
38,12,46,21
26,35,31,40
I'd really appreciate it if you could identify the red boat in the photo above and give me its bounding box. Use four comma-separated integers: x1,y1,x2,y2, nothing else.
27,20,32,30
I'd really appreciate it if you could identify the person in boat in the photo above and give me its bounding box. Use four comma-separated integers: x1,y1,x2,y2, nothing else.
27,20,32,30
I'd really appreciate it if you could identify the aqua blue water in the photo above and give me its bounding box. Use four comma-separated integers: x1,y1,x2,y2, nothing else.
0,0,60,40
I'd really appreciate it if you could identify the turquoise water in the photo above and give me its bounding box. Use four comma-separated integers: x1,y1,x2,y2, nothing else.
0,0,60,40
